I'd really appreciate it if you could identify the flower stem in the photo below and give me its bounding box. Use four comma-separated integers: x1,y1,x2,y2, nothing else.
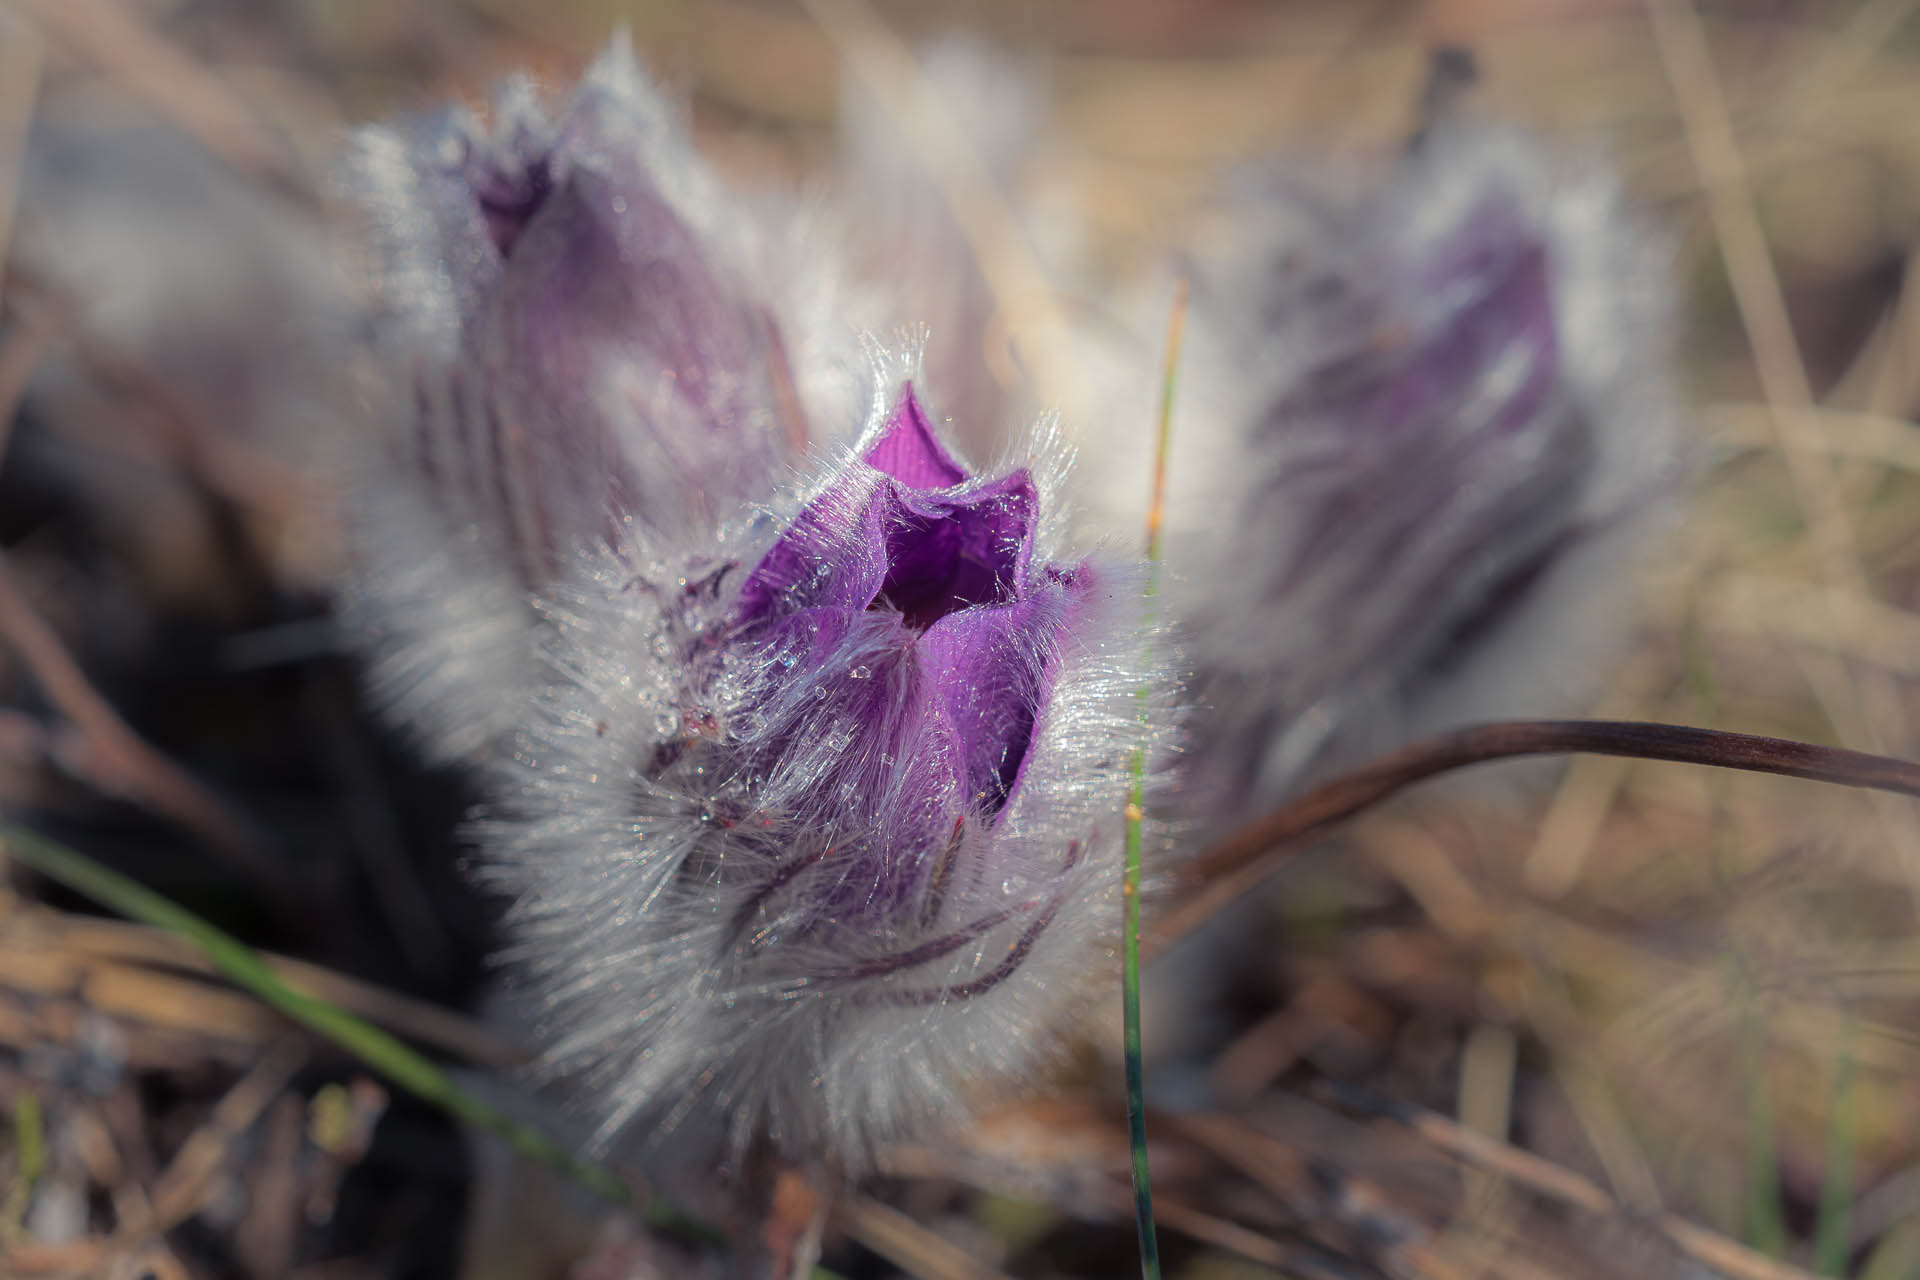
1156,718,1920,952
1144,277,1187,568
1124,277,1188,1280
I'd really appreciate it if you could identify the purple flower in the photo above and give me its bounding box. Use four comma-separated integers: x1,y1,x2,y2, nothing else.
1169,120,1677,805
721,389,1080,918
487,373,1172,1167
337,41,1176,1171
341,44,861,761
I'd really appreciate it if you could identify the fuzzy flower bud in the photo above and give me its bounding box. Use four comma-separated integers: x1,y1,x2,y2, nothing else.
336,42,1176,1169
342,44,860,762
1168,119,1678,805
487,371,1173,1167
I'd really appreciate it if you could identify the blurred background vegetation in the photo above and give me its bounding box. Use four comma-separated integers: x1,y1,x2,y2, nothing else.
7,0,1920,1277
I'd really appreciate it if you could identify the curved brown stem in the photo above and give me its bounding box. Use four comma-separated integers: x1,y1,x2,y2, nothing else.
1155,719,1920,953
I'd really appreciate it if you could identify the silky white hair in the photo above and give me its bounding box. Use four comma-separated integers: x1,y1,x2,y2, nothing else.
340,42,870,768
336,43,1181,1170
478,362,1177,1166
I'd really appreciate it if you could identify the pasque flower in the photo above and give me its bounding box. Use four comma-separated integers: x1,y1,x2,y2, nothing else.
1169,116,1678,806
343,42,862,762
488,371,1170,1165
339,44,1173,1168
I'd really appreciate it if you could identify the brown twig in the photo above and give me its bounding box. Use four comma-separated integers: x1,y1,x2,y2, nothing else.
1644,0,1859,591
833,1192,1016,1280
11,908,527,1068
136,1038,307,1235
1778,0,1919,120
0,1042,310,1276
1323,1083,1822,1280
0,552,274,880
1123,1176,1364,1280
886,1115,1356,1277
1644,0,1920,924
1157,720,1920,950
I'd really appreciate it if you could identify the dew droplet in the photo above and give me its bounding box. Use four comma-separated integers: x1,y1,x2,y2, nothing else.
848,665,871,680
653,710,679,736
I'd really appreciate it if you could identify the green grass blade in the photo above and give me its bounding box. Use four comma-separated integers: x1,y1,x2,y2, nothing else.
1741,996,1788,1258
1,823,866,1271
2,1089,44,1238
1813,1013,1858,1276
1121,753,1158,1280
1858,1219,1920,1280
1123,278,1188,1280
12,1091,43,1185
0,821,644,1212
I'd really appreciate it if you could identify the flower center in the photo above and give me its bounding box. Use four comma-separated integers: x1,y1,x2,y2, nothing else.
474,156,551,256
870,485,1033,633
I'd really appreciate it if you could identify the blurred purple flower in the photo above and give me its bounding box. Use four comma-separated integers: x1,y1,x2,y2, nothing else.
342,44,861,761
487,371,1171,1167
337,42,1176,1168
1170,119,1678,806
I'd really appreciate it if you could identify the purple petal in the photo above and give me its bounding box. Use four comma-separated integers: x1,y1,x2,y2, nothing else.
862,388,967,488
726,384,1079,932
1258,222,1562,609
485,157,779,564
733,478,897,622
736,393,1038,629
875,471,1036,630
915,569,1086,816
359,61,807,589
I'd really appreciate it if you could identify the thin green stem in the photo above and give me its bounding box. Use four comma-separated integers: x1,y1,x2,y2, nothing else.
0,822,655,1215
1143,279,1186,568
1122,747,1156,1280
1813,1013,1858,1276
1739,984,1787,1258
1123,278,1187,1280
3,823,865,1270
